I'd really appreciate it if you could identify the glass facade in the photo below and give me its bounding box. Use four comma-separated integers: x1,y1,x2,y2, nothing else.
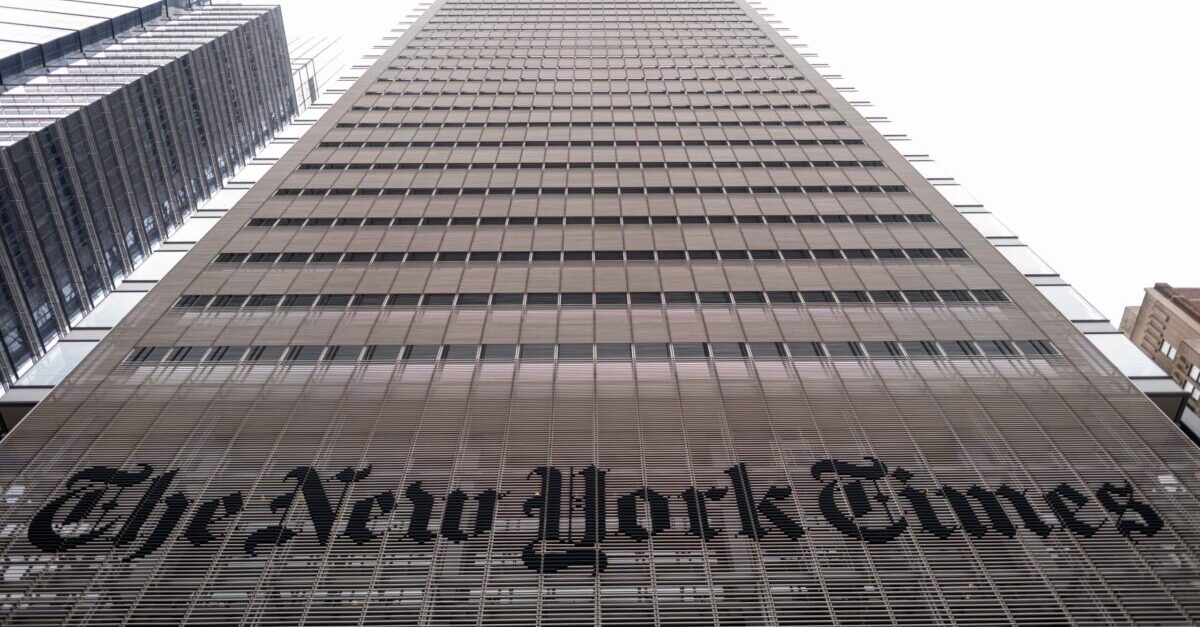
0,2,294,383
0,1,1197,624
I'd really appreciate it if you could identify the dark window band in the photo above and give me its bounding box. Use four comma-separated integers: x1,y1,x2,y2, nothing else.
363,87,819,96
273,185,906,197
174,289,1009,311
396,52,790,60
379,64,803,72
246,213,933,228
334,119,841,129
350,103,830,112
212,247,971,266
125,339,1058,365
315,138,864,149
297,159,885,171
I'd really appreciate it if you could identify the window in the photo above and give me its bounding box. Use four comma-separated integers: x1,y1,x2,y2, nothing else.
980,340,1019,356
443,345,479,360
672,343,708,359
749,342,786,358
457,294,490,306
863,341,903,357
940,341,981,357
246,346,286,362
786,342,824,358
1160,339,1178,360
597,344,632,359
405,345,442,360
363,345,402,362
286,346,325,361
205,346,247,362
710,342,746,358
325,346,362,361
826,342,865,358
902,341,941,358
1016,340,1060,356
519,344,555,359
481,344,517,361
635,343,670,359
352,294,387,307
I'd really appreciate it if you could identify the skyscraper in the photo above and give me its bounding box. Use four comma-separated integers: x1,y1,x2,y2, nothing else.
0,0,294,390
1,1,1197,624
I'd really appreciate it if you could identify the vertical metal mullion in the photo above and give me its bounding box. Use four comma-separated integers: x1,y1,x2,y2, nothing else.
51,123,114,298
97,98,153,268
1,146,71,337
79,106,136,278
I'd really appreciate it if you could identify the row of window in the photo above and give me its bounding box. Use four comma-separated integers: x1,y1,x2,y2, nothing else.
406,41,776,49
377,74,799,83
437,4,745,10
381,72,804,84
275,184,907,197
1183,363,1200,404
383,67,800,77
212,247,971,266
174,288,1010,311
299,159,883,171
245,213,935,228
416,24,767,30
419,23,759,31
349,104,832,112
411,34,773,41
386,62,800,70
428,16,752,23
363,87,818,96
417,24,764,31
125,339,1061,366
334,120,844,129
396,52,790,60
317,138,864,149
432,9,747,15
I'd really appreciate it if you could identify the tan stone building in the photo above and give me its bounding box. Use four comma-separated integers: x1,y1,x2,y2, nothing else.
1121,283,1200,413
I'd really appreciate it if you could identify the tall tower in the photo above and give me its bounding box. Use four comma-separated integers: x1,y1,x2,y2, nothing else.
0,0,294,392
1,1,1197,625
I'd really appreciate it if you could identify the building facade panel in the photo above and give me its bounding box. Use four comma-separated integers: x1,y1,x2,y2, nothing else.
0,1,1197,625
0,2,295,386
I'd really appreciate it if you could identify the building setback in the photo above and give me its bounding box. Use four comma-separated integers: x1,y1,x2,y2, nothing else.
0,1,1198,625
0,1,294,388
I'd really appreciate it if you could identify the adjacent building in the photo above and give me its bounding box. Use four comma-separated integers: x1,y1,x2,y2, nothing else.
0,1,1198,625
1122,283,1200,414
0,0,294,394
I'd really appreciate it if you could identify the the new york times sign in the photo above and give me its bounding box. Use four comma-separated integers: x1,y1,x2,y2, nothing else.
27,458,1162,573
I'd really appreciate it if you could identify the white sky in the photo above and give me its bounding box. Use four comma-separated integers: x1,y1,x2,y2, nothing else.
273,0,1200,322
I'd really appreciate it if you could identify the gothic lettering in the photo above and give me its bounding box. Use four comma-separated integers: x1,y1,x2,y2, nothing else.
520,466,608,573
811,457,906,543
725,463,804,540
940,484,1051,539
28,465,154,553
616,488,670,541
26,459,1167,568
185,493,243,546
1095,482,1163,538
681,486,727,540
1043,483,1102,537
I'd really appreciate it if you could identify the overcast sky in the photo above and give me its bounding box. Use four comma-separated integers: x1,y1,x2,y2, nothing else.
272,0,1200,322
